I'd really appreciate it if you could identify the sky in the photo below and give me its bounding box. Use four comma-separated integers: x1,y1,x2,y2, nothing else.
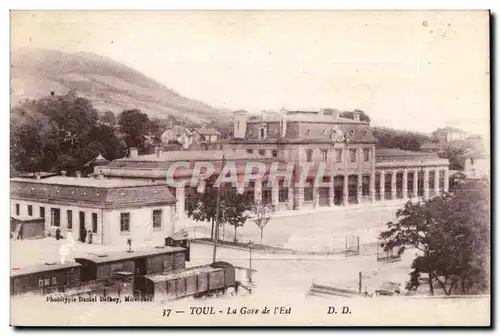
11,10,490,136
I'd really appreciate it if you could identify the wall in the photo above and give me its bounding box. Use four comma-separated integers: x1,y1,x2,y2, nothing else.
10,198,176,247
10,199,103,244
464,157,488,179
103,204,175,246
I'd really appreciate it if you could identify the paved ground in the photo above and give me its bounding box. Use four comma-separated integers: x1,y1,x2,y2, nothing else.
184,201,406,251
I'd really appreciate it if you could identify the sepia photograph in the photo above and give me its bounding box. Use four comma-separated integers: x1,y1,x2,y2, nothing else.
9,9,490,327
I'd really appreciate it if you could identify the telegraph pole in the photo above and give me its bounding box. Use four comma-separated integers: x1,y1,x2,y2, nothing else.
212,155,226,263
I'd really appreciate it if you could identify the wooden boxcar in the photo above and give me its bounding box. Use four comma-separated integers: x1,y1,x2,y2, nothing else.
10,261,82,295
74,246,186,282
134,261,236,301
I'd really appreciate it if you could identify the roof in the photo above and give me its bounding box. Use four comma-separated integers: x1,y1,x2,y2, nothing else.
196,127,221,136
449,170,467,178
11,176,159,188
11,216,45,223
163,126,193,137
10,177,176,208
114,150,265,163
240,121,376,144
420,142,441,149
376,148,440,161
434,127,466,134
84,154,110,167
74,246,185,264
11,261,82,278
462,149,487,159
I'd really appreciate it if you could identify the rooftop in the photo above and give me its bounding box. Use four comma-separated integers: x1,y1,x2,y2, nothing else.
11,260,82,278
75,246,185,264
119,150,264,162
10,176,161,188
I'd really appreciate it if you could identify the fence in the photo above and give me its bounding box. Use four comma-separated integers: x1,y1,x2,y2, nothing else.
376,242,402,262
187,226,384,257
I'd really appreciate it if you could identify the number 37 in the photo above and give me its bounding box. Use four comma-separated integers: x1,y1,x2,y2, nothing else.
162,309,171,317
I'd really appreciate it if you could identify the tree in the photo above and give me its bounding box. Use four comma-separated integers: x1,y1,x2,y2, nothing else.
10,92,125,175
100,111,117,125
339,109,371,122
251,200,274,243
379,180,489,296
372,126,431,151
185,180,252,241
118,109,150,152
438,145,467,171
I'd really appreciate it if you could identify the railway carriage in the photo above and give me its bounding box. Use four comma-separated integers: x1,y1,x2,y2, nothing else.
10,261,82,295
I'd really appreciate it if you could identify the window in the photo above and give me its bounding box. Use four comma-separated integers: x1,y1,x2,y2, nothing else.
246,149,254,154
92,213,98,234
27,205,33,217
259,128,267,139
349,148,357,162
306,149,313,162
120,212,130,232
470,158,475,165
321,149,328,162
40,207,45,219
50,208,60,227
335,149,343,163
272,150,278,158
363,148,371,162
278,180,288,203
153,209,162,229
67,210,73,230
15,204,19,216
258,149,266,156
304,179,314,202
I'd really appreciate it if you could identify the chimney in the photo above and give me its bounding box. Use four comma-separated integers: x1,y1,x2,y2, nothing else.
61,170,67,176
75,171,81,178
155,147,163,158
129,147,138,158
353,111,361,122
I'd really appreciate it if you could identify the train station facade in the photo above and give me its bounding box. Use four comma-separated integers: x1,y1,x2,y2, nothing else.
97,109,450,220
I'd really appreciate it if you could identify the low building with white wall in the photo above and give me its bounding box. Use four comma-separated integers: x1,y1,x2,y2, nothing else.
10,176,177,247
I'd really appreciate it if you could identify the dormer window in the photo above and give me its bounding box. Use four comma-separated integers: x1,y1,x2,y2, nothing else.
350,130,355,135
306,129,311,135
364,131,368,136
258,127,267,140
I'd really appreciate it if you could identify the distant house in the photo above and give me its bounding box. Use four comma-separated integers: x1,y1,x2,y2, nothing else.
432,127,468,144
194,126,221,143
462,149,488,179
160,126,194,150
420,142,441,153
84,154,110,175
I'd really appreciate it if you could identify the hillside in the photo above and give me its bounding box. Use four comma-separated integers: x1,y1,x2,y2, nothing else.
10,48,226,122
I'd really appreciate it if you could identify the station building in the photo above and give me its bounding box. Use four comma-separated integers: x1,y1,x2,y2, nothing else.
10,176,177,246
96,109,450,220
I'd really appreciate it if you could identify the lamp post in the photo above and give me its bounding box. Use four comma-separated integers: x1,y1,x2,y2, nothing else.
248,240,254,284
212,155,226,263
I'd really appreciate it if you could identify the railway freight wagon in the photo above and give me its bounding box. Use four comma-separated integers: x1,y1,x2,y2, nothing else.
134,261,236,301
10,261,82,295
74,246,186,283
